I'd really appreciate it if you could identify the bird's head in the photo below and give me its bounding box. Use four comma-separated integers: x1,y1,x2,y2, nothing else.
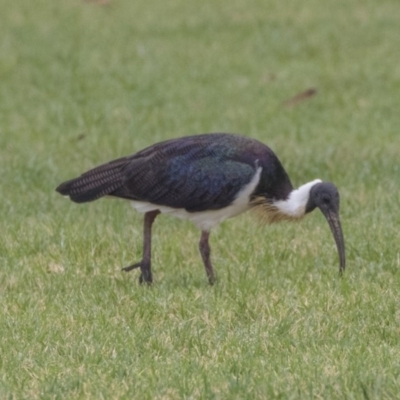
305,182,346,273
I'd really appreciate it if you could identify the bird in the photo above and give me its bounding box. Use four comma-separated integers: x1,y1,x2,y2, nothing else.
56,133,345,285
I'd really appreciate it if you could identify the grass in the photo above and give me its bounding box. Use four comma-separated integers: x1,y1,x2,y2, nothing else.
1,0,400,398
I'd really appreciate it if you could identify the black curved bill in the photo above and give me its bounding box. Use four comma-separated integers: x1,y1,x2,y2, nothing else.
323,210,346,274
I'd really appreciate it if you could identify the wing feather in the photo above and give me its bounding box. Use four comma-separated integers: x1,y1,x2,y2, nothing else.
56,133,292,209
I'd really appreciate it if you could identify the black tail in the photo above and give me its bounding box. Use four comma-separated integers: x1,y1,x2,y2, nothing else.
56,158,127,203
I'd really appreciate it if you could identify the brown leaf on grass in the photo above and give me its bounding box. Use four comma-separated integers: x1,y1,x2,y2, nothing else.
283,88,317,107
76,133,86,141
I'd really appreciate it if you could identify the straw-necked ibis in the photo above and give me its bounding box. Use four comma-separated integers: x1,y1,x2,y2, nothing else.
56,133,345,284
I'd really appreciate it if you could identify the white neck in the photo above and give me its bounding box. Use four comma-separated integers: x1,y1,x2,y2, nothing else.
273,179,322,218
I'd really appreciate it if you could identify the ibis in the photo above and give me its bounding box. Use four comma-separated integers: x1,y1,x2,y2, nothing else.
56,133,345,284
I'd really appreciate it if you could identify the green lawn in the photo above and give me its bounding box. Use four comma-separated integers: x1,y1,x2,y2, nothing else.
1,0,400,398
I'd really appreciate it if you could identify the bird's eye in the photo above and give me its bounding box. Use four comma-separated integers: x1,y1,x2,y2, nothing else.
322,196,330,204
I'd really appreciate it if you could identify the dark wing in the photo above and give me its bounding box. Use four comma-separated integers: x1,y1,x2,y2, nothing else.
56,157,127,203
56,133,259,211
111,135,258,211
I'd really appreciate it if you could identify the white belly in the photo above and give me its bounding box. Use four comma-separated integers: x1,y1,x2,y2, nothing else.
130,167,262,231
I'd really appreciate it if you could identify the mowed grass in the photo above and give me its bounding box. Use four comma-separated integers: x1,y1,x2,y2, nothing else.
1,0,400,398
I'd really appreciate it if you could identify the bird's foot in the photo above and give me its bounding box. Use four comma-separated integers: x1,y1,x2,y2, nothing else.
122,261,152,284
138,272,152,285
207,274,216,286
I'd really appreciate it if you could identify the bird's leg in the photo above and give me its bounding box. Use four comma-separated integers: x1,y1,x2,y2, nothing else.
122,210,160,284
199,230,215,285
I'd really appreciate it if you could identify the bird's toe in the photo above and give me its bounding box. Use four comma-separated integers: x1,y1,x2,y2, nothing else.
139,271,152,285
122,262,142,272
